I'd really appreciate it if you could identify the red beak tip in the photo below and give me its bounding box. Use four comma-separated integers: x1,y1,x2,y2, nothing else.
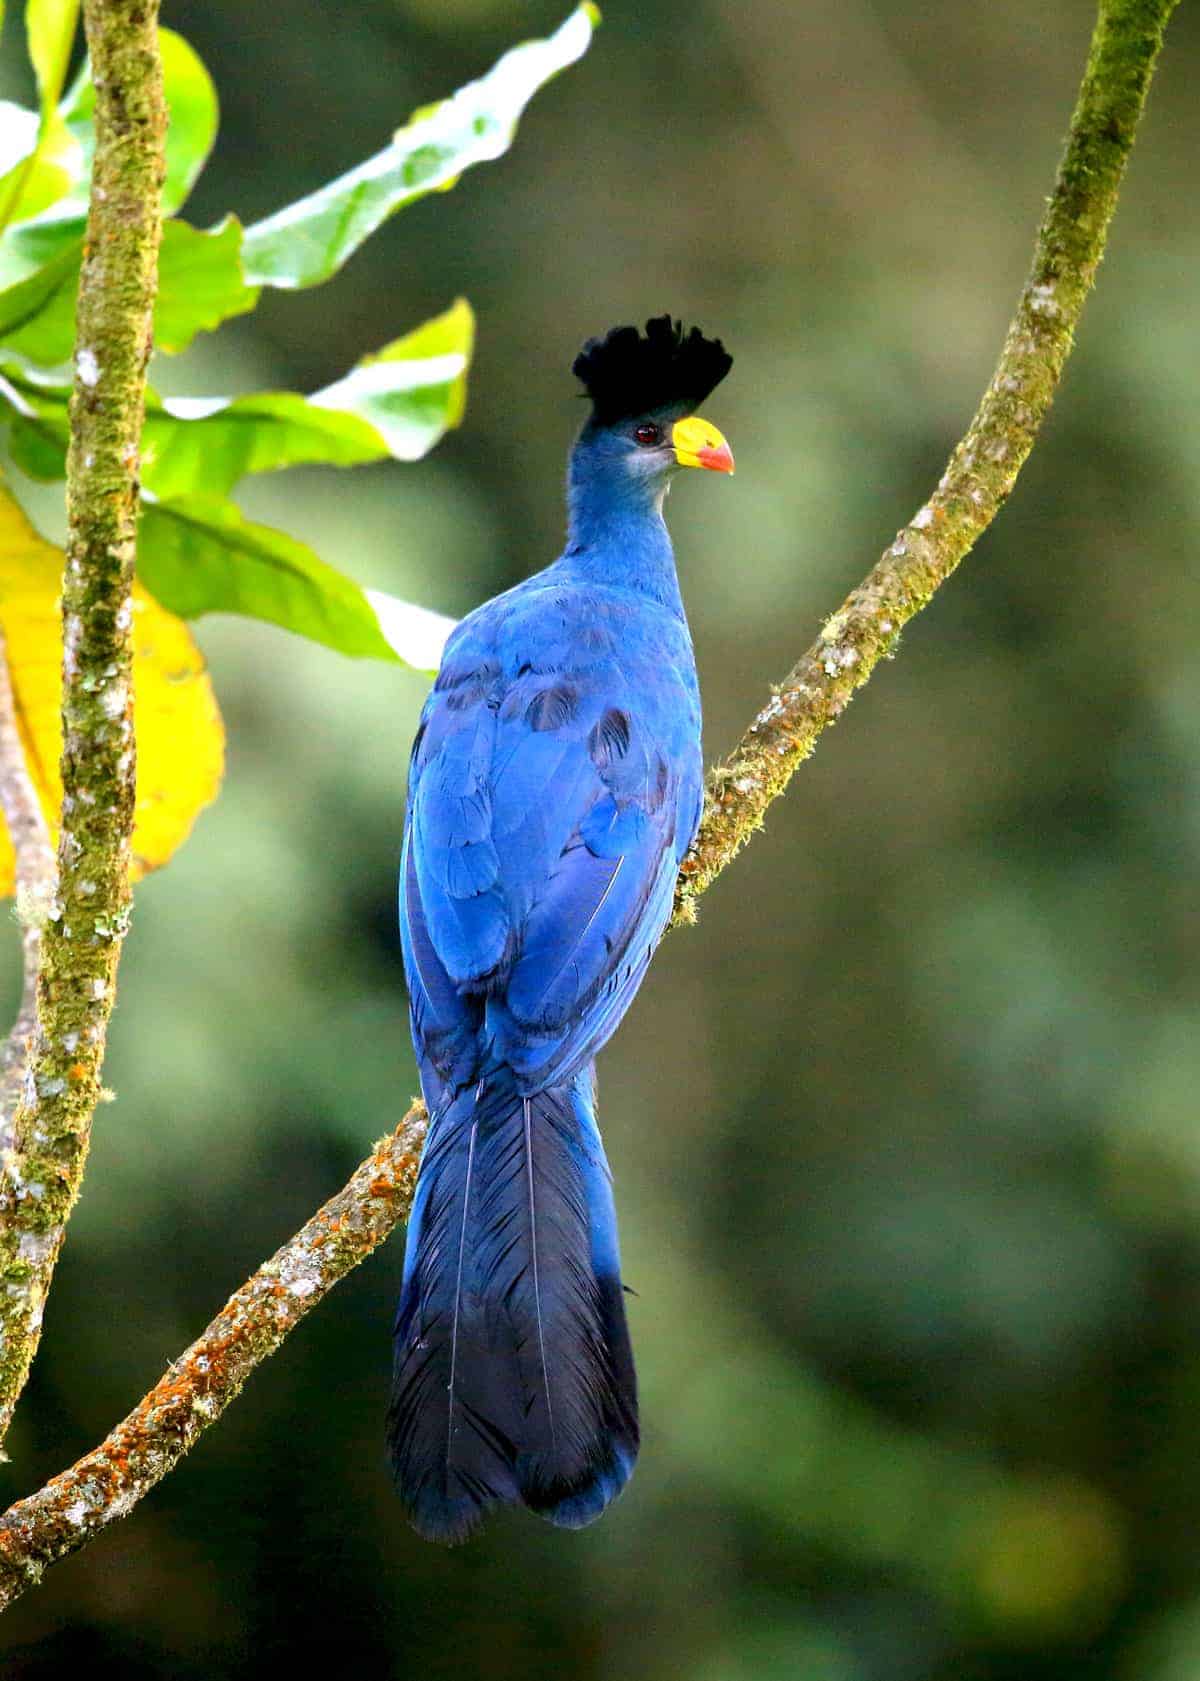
697,444,735,475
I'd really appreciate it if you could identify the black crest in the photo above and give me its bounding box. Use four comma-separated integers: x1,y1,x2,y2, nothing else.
572,315,732,427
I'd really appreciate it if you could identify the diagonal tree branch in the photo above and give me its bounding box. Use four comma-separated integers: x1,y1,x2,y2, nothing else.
0,0,1179,1614
673,0,1179,921
0,0,166,1444
0,1111,426,1605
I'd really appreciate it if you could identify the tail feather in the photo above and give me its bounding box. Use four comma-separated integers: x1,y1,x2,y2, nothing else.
388,1067,637,1542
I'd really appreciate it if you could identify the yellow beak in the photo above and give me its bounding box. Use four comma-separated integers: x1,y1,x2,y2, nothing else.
672,414,734,475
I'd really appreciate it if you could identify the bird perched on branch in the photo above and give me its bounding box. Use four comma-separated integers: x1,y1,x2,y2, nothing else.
389,316,734,1542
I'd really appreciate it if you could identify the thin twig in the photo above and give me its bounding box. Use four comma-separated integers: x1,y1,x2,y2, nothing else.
0,629,56,1151
0,0,1180,1613
0,0,165,1442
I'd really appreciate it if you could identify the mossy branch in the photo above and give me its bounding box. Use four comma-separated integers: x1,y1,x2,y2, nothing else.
0,0,1178,1611
674,0,1178,919
0,0,165,1443
0,1111,426,1606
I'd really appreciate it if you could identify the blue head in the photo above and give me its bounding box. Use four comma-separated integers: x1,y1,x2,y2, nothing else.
566,317,734,548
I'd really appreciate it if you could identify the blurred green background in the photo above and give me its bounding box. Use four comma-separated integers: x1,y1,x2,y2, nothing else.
3,0,1200,1675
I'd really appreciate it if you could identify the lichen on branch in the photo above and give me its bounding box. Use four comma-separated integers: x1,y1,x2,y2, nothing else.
0,1110,425,1608
0,0,1180,1617
0,0,166,1443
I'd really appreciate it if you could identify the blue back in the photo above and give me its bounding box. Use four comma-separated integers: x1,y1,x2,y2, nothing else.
400,559,703,1100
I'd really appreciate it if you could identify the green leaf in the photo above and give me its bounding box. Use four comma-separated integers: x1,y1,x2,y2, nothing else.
0,199,76,285
0,28,218,283
0,390,457,665
151,29,220,215
0,298,474,492
0,360,66,476
0,10,592,359
153,217,259,353
285,295,475,463
0,104,38,181
27,0,80,118
239,3,599,290
0,237,79,361
54,28,217,220
137,494,457,668
0,217,255,365
364,588,456,674
5,415,62,479
0,103,77,229
139,495,405,662
143,393,383,500
0,218,255,367
0,217,254,372
144,298,472,495
0,1,81,235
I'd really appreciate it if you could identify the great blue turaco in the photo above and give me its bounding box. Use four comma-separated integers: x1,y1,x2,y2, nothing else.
389,317,734,1542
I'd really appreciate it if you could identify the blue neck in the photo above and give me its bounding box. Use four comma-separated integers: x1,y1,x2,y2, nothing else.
559,443,683,615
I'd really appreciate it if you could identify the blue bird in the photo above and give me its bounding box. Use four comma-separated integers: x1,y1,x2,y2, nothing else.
389,316,734,1542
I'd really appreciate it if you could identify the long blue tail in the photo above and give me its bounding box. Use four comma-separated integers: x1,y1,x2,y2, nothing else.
387,1067,638,1543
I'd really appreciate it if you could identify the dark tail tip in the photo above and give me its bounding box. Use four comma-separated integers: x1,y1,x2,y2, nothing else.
389,1074,639,1542
521,1436,639,1531
391,1433,639,1544
397,1480,493,1547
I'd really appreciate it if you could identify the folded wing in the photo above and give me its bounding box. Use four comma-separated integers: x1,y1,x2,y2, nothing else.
402,600,701,1092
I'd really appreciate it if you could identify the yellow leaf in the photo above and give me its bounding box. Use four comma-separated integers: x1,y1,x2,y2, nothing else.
0,480,224,893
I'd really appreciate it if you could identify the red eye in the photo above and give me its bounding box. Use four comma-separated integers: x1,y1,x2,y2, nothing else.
634,423,661,446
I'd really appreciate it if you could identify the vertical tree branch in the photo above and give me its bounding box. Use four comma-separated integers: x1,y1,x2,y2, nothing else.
0,0,1180,1612
0,630,56,1148
0,1,165,1442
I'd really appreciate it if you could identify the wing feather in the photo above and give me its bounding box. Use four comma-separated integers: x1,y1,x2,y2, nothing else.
401,581,702,1087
